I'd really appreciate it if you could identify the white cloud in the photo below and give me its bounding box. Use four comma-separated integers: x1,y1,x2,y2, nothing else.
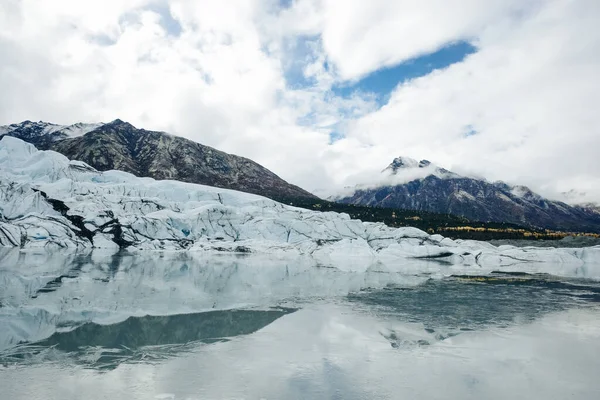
338,0,600,202
314,0,528,81
0,0,599,202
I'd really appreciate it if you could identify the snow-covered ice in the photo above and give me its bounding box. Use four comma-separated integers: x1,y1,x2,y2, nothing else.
1,136,600,270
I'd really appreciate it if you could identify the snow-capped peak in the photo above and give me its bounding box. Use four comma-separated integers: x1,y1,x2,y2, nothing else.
382,156,458,179
0,121,64,136
510,185,542,201
58,122,105,137
0,120,104,141
382,156,420,173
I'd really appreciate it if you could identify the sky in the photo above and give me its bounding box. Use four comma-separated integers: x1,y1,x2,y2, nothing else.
1,0,599,203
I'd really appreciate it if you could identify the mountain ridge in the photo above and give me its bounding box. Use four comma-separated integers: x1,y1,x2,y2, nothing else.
338,157,600,233
0,119,316,202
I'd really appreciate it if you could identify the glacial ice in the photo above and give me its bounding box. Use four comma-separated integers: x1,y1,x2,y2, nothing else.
1,136,600,269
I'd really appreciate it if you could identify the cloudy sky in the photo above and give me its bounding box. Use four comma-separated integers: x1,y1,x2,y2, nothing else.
1,0,599,202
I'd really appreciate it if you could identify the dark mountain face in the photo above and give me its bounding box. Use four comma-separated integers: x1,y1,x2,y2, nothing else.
0,119,316,201
338,158,600,233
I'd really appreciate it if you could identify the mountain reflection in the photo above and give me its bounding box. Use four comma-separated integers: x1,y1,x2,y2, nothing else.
4,308,295,369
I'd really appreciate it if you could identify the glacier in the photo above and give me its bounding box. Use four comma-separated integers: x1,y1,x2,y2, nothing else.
1,136,600,269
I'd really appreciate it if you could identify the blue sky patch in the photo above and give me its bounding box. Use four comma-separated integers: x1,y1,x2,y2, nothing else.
278,0,294,9
283,35,322,89
464,124,478,137
328,131,345,144
332,41,477,102
147,3,183,37
118,6,182,38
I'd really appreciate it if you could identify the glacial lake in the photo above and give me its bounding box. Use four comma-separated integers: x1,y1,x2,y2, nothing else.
1,249,599,399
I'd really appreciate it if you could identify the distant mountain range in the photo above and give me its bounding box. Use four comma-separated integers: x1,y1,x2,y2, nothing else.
337,157,600,233
0,119,316,202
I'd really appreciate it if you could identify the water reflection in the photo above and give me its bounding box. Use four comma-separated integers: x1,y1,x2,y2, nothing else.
349,272,600,333
3,309,295,369
0,249,428,351
0,249,600,399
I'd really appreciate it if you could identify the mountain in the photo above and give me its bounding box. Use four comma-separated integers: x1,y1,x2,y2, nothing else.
383,156,457,178
576,203,600,216
0,120,104,148
0,119,316,202
337,157,600,233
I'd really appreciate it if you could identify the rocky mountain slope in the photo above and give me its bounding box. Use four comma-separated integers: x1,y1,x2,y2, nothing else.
0,119,315,201
576,203,600,216
1,136,599,270
0,120,103,147
338,157,600,233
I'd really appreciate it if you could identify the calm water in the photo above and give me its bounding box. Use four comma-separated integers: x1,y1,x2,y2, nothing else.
1,249,599,399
